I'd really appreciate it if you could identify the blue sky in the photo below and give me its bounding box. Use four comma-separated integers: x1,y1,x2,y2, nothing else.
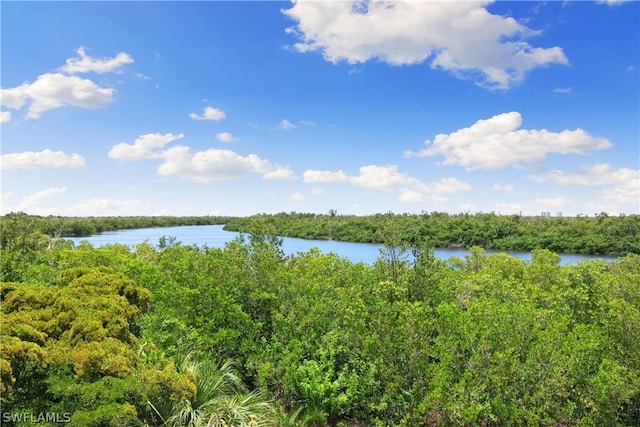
1,0,638,217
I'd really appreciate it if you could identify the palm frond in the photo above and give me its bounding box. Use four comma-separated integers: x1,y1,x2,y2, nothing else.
156,357,275,427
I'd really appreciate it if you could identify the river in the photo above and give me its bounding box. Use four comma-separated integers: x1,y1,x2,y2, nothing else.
67,224,618,266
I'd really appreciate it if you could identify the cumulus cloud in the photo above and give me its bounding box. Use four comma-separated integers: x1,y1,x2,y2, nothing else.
283,0,569,90
263,166,296,181
530,163,637,186
303,164,471,202
1,73,116,119
109,132,295,183
405,112,611,171
351,165,425,192
1,149,86,169
58,46,133,74
530,163,640,204
189,106,226,121
290,192,305,201
157,146,294,182
109,133,185,161
1,47,131,119
1,111,11,123
428,177,474,195
216,132,235,143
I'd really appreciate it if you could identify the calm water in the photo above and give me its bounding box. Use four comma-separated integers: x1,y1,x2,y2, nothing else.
67,224,617,266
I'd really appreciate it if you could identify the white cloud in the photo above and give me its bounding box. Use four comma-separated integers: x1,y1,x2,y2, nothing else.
283,1,569,90
1,73,116,119
0,85,29,109
108,132,294,183
263,166,296,181
1,149,86,169
1,47,131,119
303,164,471,202
428,177,473,195
17,187,67,210
189,106,226,121
1,111,11,123
157,146,294,183
58,47,133,74
279,119,297,130
492,183,514,191
530,163,637,186
300,120,316,127
216,132,235,143
352,165,471,202
109,133,184,160
290,192,305,201
530,163,640,204
604,185,640,204
405,112,611,171
553,87,572,94
350,164,406,189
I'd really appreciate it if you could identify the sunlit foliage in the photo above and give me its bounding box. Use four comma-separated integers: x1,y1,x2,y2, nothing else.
1,213,639,425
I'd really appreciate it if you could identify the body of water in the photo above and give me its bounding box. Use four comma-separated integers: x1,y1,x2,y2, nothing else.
67,224,618,266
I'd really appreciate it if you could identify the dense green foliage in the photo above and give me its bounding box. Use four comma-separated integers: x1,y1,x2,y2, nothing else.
2,214,640,426
224,211,640,256
2,212,233,238
1,268,198,426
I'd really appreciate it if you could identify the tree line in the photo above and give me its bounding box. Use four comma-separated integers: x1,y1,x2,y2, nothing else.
4,211,638,256
1,214,639,425
224,211,640,256
1,212,233,238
